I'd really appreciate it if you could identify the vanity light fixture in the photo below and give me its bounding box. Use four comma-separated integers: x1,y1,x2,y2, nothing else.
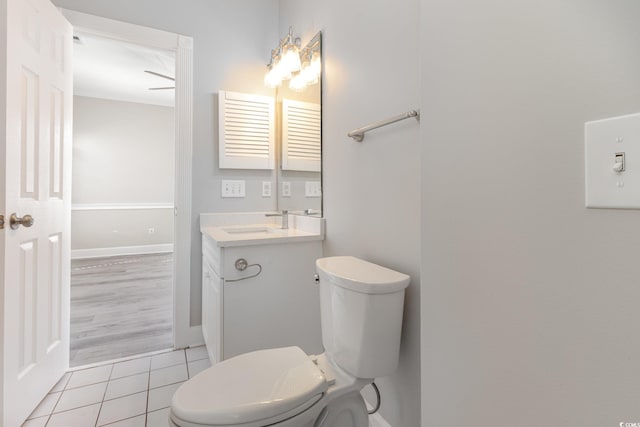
264,28,321,90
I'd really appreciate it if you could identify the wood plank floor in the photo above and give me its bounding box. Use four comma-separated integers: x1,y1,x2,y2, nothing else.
70,253,173,367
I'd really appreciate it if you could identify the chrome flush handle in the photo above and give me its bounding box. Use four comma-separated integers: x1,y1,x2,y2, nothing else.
10,213,34,230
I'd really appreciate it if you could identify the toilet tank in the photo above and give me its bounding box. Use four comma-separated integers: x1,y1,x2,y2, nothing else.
316,256,410,379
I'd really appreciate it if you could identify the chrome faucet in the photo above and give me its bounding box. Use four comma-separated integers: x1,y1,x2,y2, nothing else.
265,210,289,229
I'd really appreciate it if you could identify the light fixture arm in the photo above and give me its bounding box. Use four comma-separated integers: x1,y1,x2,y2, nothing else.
264,27,321,89
283,26,301,49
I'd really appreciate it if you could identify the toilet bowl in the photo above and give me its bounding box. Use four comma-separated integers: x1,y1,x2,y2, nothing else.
169,256,410,427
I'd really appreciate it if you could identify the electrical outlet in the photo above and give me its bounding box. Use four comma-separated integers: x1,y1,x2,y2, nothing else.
282,181,291,197
148,228,155,234
221,180,246,198
262,181,272,197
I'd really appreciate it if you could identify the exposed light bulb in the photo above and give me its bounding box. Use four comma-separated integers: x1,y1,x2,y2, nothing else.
300,56,311,72
289,73,307,91
265,28,321,88
264,68,281,88
264,60,283,88
301,63,318,85
274,57,291,81
281,44,301,75
309,50,321,80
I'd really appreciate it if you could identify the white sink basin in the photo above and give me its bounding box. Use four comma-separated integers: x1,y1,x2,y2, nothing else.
222,226,286,235
200,214,324,247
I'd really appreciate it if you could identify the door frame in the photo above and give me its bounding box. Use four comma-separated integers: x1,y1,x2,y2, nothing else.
60,9,199,348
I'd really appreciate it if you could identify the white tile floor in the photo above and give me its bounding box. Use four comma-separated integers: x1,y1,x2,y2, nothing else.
23,347,211,427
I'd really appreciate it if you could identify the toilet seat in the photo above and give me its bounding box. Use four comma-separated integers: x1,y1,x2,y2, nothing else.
171,347,328,426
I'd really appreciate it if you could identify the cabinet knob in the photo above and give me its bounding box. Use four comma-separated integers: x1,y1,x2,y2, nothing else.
235,258,248,271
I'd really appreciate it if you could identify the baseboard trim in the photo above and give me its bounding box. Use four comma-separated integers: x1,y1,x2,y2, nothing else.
71,203,174,211
71,244,174,259
365,400,392,427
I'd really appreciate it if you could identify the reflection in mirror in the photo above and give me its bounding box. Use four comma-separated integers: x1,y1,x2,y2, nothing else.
272,31,322,216
218,30,321,216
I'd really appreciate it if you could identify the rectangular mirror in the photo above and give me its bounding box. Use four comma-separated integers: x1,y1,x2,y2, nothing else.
217,31,322,216
275,31,322,216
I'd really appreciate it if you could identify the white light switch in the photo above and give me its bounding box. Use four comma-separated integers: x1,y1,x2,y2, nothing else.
221,180,245,198
585,112,640,208
305,181,322,197
262,181,272,197
282,181,291,197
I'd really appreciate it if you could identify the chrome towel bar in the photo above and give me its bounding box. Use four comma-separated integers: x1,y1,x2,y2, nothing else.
347,109,420,142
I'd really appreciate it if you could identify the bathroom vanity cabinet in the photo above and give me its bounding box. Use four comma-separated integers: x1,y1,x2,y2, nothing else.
201,221,324,364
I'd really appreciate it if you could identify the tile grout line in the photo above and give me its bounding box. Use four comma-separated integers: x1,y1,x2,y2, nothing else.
145,356,152,427
43,391,64,426
185,349,191,379
44,401,102,423
71,346,174,372
30,348,202,426
94,364,114,427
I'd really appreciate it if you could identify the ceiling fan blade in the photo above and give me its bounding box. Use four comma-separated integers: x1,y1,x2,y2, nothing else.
144,70,175,81
149,87,175,90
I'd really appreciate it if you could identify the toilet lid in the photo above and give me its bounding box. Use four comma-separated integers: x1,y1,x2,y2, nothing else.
171,347,327,426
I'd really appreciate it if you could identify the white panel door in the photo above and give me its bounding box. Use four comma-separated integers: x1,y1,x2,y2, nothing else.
1,0,72,425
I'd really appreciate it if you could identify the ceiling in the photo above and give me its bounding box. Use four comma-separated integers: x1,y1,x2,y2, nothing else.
73,32,175,107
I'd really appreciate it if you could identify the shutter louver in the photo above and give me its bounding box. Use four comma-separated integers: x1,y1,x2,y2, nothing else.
282,99,321,172
219,90,275,169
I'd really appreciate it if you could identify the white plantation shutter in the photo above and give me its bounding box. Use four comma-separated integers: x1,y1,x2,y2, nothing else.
282,99,321,172
219,90,275,169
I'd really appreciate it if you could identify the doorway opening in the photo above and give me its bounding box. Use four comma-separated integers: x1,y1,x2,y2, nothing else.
69,32,176,367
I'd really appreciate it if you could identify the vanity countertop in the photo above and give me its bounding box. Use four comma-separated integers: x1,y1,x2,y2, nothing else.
200,212,324,248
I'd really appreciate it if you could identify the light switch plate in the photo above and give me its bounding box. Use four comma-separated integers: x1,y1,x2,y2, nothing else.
282,181,291,197
262,181,272,197
585,112,640,209
221,180,245,198
305,181,322,198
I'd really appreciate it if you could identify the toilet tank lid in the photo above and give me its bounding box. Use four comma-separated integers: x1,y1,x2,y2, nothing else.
316,256,410,294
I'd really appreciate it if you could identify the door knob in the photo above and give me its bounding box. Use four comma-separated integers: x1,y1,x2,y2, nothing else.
0,214,4,230
10,213,34,230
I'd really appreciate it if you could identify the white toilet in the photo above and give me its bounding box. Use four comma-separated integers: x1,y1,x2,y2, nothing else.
169,256,410,427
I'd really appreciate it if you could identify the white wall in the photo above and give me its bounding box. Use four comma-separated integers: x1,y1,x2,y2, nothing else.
421,1,640,426
72,96,174,253
73,96,174,205
279,1,421,426
53,0,279,324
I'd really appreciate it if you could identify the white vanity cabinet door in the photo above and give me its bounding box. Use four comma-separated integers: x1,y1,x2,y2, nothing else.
202,260,223,364
201,233,323,365
221,241,323,359
202,235,223,364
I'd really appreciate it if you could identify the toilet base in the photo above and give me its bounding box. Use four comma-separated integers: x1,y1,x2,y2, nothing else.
314,391,368,427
